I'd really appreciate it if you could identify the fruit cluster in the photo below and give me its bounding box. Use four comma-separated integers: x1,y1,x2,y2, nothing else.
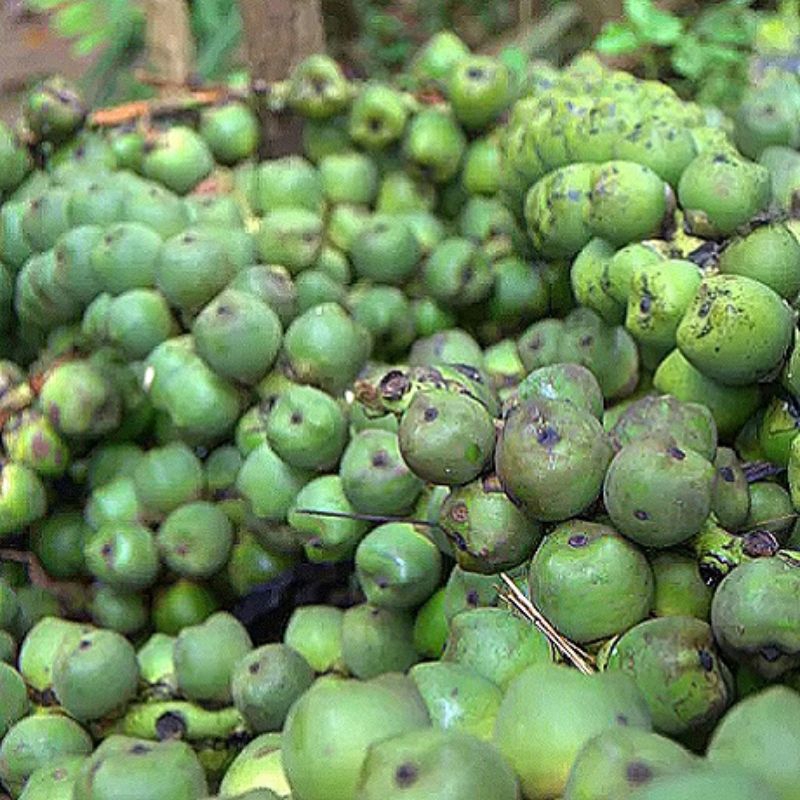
0,28,800,800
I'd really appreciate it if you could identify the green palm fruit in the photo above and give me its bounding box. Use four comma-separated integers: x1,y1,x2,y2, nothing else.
315,245,350,285
517,318,564,371
90,584,147,634
422,237,493,307
633,766,780,800
156,228,236,313
461,136,501,195
17,754,85,800
22,189,72,252
0,123,32,193
116,701,245,743
104,288,177,360
604,438,715,548
650,551,712,620
482,339,526,398
349,215,420,286
677,274,794,386
712,553,800,678
605,241,666,307
679,150,772,237
288,55,351,119
408,328,484,370
0,714,92,796
137,632,177,699
120,180,189,239
447,55,511,130
377,171,435,214
18,617,90,694
302,114,351,162
355,523,441,609
488,256,549,330
349,83,408,150
68,180,125,227
72,735,208,800
357,727,519,800
409,661,502,742
0,579,19,631
157,501,233,578
266,384,348,471
411,31,469,85
253,155,324,214
758,396,800,468
0,461,47,536
398,389,495,486
84,522,159,591
142,126,213,194
744,481,794,537
16,250,82,329
174,612,252,704
288,475,368,562
235,403,270,456
133,442,204,516
200,101,258,165
494,664,651,800
530,520,653,642
403,109,466,184
0,631,15,663
525,163,595,259
319,152,378,206
735,82,800,158
85,476,143,528
327,203,371,253
609,393,717,460
708,685,800,800
284,604,345,673
24,76,85,143
295,268,345,312
719,223,800,300
2,409,68,477
30,511,90,579
227,531,297,595
497,397,612,521
152,579,218,635
443,606,551,689
219,732,290,798
710,448,751,530
52,627,139,722
605,616,731,737
518,362,604,419
341,603,418,679
563,726,697,800
349,286,416,359
9,585,57,638
613,118,697,186
283,302,371,395
571,238,625,325
185,194,244,228
282,675,430,800
232,644,314,732
229,265,298,327
760,145,800,211
237,442,310,521
193,289,282,385
411,297,456,337
1,202,34,270
412,588,448,658
50,224,103,307
0,663,28,738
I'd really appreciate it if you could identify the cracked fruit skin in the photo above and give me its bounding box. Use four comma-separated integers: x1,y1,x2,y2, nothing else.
496,397,612,522
529,520,654,643
676,274,794,387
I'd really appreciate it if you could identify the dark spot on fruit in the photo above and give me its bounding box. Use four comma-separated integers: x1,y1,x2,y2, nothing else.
699,562,723,588
423,407,439,422
368,118,382,132
175,543,189,556
130,743,151,754
53,768,67,780
528,336,542,351
719,466,735,482
155,711,187,741
466,589,480,606
467,67,484,80
376,577,389,588
249,661,260,674
634,509,649,520
616,714,629,725
100,543,113,557
395,763,419,787
302,232,317,243
79,638,92,650
626,762,653,785
698,300,712,318
668,446,685,460
454,364,482,382
580,335,593,347
372,450,389,467
380,370,411,402
760,645,783,662
698,649,714,671
639,294,652,314
742,530,779,558
216,304,232,316
536,425,560,447
450,502,469,523
290,411,303,425
568,534,588,548
370,607,381,617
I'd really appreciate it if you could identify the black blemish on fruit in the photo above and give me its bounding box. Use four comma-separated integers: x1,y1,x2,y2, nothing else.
639,294,652,314
579,335,593,347
634,509,649,521
466,589,480,606
568,533,588,548
423,407,439,422
290,412,303,425
395,762,419,787
79,638,92,650
372,450,389,468
155,711,187,741
249,661,260,674
450,502,469,523
719,466,735,482
668,446,685,460
536,425,560,447
368,118,382,132
626,762,653,785
698,649,714,671
616,714,629,726
760,645,783,663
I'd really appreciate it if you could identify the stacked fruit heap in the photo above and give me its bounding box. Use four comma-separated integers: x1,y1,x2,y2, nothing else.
2,29,800,800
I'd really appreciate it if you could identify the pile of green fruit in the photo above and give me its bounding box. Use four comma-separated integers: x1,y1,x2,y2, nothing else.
1,28,800,800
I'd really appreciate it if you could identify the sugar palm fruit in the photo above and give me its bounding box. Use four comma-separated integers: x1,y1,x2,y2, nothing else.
266,384,348,471
155,228,236,313
711,553,800,678
677,274,794,386
447,55,511,131
349,215,420,285
442,606,551,689
707,685,800,800
605,616,731,738
494,663,651,800
2,409,68,477
288,54,351,119
0,123,32,193
678,150,771,237
563,726,698,800
403,109,466,184
51,627,139,722
89,220,163,296
571,238,625,325
609,394,717,460
218,732,290,798
461,136,501,196
288,475,368,562
283,302,371,395
152,579,218,635
356,728,519,800
650,552,713,620
282,675,430,800
517,318,564,371
284,604,345,673
90,584,147,634
0,663,28,738
398,388,495,486
83,521,159,591
411,31,469,86
17,754,86,800
355,523,441,609
632,766,780,800
103,288,177,360
18,617,91,694
488,256,549,331
24,76,86,143
193,289,282,385
377,171,435,214
319,152,378,206
348,286,416,360
439,477,542,573
0,714,92,796
231,644,314,733
758,397,800,468
72,736,208,800
22,189,72,252
295,268,343,311
229,265,298,328
253,156,323,214
174,612,252,704
141,126,213,194
408,328,484,370
120,179,189,239
413,588,448,659
68,179,126,227
525,163,594,259
1,201,34,270
744,481,794,537
497,397,612,521
349,83,408,149
613,117,697,187
237,442,310,522
302,113,350,162
604,438,715,548
709,448,751,530
517,362,604,419
422,237,493,307
133,442,203,516
199,101,258,165
529,520,653,643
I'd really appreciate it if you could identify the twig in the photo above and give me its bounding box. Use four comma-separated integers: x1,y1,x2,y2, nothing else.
498,572,596,675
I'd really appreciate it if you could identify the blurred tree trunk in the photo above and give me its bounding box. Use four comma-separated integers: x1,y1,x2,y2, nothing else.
239,0,326,157
144,0,196,87
577,0,623,33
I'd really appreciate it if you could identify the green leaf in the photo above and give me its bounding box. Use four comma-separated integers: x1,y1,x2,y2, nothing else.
594,22,641,55
624,0,683,45
72,28,106,56
670,35,708,78
53,1,98,37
